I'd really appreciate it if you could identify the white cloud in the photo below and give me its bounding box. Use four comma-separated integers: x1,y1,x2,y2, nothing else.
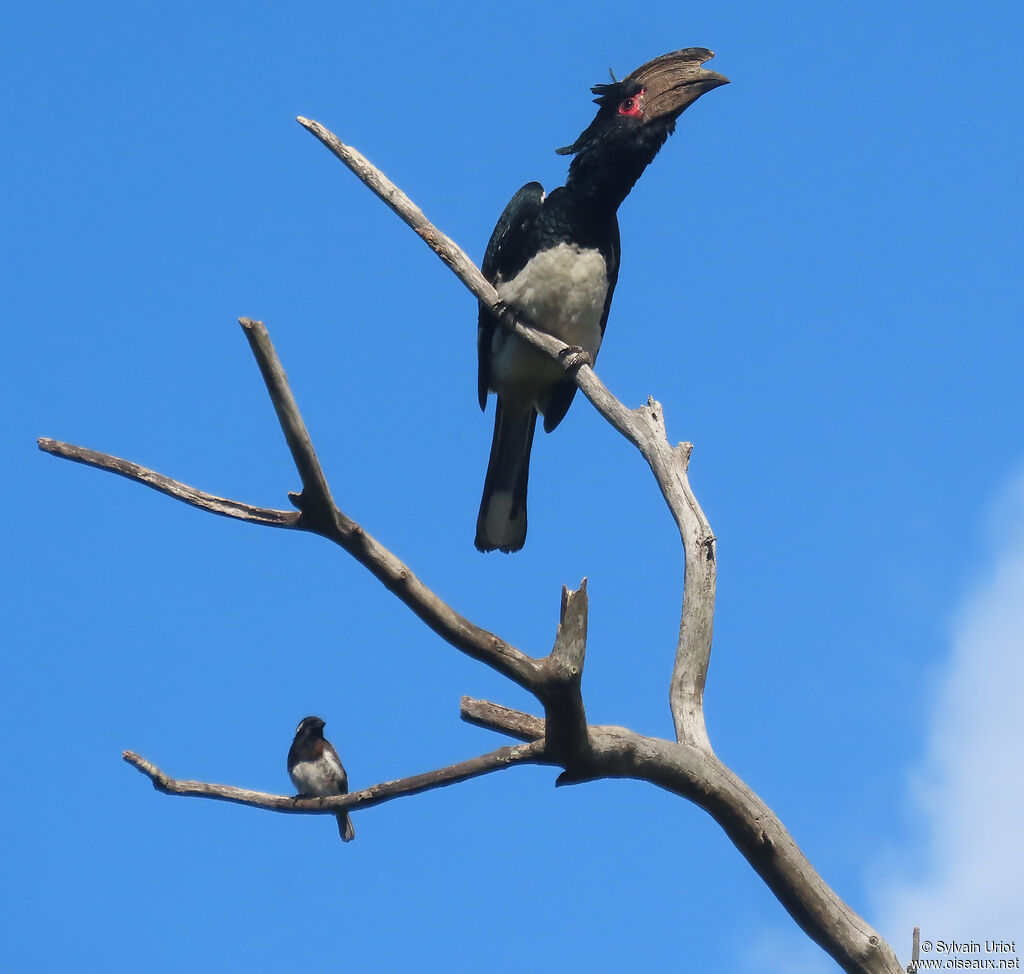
738,475,1024,974
874,471,1024,952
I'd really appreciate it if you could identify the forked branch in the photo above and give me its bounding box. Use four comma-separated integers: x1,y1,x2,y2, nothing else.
38,120,905,973
39,322,541,692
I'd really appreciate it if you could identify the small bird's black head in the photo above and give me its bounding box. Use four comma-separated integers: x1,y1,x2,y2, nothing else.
293,715,326,742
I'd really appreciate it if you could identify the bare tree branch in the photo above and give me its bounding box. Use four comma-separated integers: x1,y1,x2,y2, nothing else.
538,581,591,769
239,318,337,522
460,697,545,741
123,741,549,816
452,705,903,973
578,726,902,974
630,405,717,750
235,320,550,691
907,927,921,973
297,116,495,306
37,438,299,528
39,328,545,693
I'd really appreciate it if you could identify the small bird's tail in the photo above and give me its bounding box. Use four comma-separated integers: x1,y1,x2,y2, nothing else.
475,398,537,553
337,812,355,843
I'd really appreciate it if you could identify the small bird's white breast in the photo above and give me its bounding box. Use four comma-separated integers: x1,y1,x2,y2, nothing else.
289,758,344,797
491,243,608,408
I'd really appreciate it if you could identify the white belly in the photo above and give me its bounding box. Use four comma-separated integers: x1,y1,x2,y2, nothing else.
491,243,608,411
290,759,342,797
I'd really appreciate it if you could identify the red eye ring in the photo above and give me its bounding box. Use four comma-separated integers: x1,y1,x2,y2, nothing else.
617,88,645,117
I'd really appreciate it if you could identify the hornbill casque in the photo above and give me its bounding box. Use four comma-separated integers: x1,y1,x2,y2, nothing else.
475,48,728,553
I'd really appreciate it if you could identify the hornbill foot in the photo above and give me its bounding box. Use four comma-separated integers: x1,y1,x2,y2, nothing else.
558,345,593,372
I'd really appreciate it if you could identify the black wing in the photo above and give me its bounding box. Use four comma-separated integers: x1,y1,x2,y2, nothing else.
477,181,546,410
324,740,349,793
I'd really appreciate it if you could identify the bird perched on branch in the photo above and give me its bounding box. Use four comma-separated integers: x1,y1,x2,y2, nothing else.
475,49,728,553
287,715,356,842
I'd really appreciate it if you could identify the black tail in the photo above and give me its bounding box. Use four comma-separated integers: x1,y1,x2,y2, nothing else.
475,398,537,553
336,812,355,843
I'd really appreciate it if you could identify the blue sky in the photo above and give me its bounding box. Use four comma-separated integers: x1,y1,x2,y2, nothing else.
3,2,1022,971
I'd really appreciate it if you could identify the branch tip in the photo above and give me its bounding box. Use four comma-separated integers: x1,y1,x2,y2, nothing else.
460,698,546,741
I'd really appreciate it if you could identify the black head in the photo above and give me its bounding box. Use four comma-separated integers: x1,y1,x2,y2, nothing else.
293,715,326,741
556,48,729,157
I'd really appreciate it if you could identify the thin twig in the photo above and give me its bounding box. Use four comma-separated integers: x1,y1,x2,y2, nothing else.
239,318,336,520
460,697,546,741
907,927,920,973
123,741,549,816
37,439,298,528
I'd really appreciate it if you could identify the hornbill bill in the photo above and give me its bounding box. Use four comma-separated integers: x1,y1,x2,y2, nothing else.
475,48,728,553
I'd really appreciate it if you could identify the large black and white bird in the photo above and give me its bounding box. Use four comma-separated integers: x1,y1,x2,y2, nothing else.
287,715,356,843
475,49,728,553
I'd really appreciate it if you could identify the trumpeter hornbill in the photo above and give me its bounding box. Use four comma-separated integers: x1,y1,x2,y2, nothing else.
475,49,728,553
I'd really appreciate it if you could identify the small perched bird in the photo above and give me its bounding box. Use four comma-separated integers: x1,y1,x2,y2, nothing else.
287,715,356,843
475,49,728,553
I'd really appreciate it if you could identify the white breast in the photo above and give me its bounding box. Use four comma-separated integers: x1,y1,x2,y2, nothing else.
498,243,608,351
290,759,343,797
491,243,608,409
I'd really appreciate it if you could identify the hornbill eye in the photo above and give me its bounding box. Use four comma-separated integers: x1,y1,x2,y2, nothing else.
617,89,645,117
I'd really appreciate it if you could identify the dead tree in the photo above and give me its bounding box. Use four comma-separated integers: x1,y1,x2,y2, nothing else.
38,116,907,974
